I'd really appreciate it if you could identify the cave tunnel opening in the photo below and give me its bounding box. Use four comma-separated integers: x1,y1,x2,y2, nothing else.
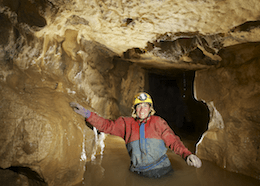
146,70,210,146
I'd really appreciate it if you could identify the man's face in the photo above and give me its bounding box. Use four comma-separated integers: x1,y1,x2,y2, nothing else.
136,102,151,120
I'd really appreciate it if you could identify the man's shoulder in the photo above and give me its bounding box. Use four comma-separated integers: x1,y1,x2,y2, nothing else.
151,115,165,121
118,116,135,122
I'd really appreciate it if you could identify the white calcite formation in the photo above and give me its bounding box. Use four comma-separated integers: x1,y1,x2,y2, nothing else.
0,0,260,185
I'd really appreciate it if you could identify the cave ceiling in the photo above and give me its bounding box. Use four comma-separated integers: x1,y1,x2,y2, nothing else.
1,0,260,73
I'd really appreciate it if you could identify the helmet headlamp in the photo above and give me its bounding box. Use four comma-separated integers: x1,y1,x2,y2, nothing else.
138,93,148,101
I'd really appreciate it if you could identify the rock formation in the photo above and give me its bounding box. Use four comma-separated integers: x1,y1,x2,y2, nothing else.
0,0,260,185
195,42,260,179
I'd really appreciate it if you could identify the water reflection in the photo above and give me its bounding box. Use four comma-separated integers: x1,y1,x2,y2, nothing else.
74,135,260,186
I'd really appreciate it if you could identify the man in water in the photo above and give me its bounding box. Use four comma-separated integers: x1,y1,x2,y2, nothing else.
70,92,202,178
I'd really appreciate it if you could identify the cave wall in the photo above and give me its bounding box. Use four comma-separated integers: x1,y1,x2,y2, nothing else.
195,43,260,179
0,71,94,185
0,42,145,185
0,1,146,185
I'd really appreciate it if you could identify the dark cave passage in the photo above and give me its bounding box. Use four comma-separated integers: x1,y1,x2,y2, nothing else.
147,71,209,143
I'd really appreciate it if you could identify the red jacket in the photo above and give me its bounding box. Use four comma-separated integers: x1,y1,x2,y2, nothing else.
86,113,192,172
87,113,191,157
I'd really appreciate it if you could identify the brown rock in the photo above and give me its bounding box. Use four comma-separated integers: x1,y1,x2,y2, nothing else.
195,45,260,179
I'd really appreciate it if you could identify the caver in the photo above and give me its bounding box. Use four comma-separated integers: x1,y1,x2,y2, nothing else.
70,92,202,178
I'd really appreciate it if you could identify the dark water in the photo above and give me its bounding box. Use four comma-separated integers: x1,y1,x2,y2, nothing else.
74,135,260,186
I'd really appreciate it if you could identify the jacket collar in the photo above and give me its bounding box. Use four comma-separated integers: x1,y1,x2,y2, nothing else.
136,115,152,125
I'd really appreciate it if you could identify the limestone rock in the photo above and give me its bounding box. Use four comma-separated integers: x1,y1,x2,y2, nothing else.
0,46,144,185
0,67,96,185
195,43,260,179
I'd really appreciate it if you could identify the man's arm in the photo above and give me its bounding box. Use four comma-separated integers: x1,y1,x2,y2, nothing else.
70,102,126,138
158,117,202,168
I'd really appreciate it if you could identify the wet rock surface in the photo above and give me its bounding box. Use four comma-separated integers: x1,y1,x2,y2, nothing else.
0,52,144,185
195,43,260,179
0,0,260,185
0,67,95,185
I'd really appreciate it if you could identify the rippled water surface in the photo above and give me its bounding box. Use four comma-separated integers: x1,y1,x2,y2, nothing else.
74,135,260,186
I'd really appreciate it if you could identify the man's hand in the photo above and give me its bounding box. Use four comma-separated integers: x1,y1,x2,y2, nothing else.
186,154,202,168
70,102,90,118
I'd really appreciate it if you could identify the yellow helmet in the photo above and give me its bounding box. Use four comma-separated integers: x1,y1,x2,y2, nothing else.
133,92,153,107
132,92,155,118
